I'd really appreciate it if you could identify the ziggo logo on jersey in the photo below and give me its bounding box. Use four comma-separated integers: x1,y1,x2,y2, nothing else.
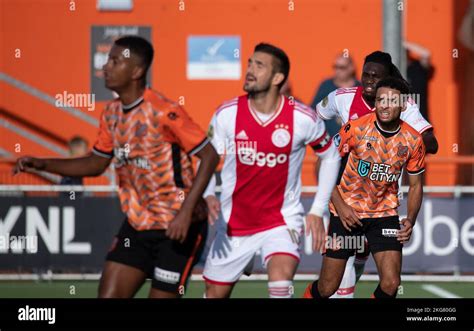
238,147,287,167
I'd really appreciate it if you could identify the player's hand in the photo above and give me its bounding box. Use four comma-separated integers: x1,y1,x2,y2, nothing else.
13,156,46,175
398,218,414,244
335,202,362,232
205,195,220,226
305,214,326,253
166,210,192,243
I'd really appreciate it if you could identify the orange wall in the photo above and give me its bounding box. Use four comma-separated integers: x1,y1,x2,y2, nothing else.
405,0,463,185
0,0,461,185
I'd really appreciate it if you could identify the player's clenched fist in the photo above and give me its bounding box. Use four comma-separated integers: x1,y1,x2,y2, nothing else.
13,156,46,175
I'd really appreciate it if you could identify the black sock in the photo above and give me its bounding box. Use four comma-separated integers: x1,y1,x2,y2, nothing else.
373,284,396,298
310,280,324,299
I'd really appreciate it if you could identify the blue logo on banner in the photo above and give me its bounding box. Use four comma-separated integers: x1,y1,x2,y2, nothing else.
187,36,241,80
357,160,371,177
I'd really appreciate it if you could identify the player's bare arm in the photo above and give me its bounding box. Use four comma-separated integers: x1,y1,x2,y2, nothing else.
398,172,423,244
13,153,111,177
307,133,341,252
166,143,219,243
421,129,439,154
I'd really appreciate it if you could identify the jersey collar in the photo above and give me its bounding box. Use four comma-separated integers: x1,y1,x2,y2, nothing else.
121,95,145,114
374,120,401,138
247,95,284,127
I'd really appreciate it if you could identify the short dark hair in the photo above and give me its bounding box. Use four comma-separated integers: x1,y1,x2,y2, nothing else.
254,43,290,89
364,51,410,87
68,136,88,148
114,36,154,85
375,77,410,95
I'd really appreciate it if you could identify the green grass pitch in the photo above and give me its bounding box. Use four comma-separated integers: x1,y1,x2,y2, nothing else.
0,280,472,298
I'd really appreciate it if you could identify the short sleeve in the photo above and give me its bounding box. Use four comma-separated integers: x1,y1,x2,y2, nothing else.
163,105,209,156
401,100,432,134
208,112,226,155
92,109,114,159
316,90,339,120
334,121,355,157
406,136,426,175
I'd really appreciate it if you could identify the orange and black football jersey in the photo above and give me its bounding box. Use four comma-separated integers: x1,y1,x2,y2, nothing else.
93,89,209,231
330,113,425,218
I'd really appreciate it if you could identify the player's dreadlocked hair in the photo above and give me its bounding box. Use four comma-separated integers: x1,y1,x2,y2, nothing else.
114,36,154,87
364,51,411,91
255,43,290,89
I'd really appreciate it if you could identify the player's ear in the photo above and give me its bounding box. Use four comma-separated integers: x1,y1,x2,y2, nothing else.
272,72,285,87
132,66,146,81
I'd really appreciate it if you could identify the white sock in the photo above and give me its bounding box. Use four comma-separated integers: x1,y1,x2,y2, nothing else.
331,255,356,298
268,280,293,298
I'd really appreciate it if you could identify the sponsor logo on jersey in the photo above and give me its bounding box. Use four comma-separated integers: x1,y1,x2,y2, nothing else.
382,229,398,237
397,144,409,157
236,130,249,140
357,160,401,182
154,267,180,284
357,160,371,177
238,147,287,168
362,135,378,141
271,126,291,148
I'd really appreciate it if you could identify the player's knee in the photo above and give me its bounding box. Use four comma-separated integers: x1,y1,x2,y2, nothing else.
267,255,298,280
204,282,231,298
318,279,340,298
380,276,400,295
98,286,123,298
98,276,128,298
268,267,294,281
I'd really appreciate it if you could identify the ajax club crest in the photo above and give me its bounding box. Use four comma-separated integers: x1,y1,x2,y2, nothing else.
271,124,291,148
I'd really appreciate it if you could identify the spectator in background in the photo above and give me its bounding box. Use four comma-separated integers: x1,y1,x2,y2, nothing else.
60,136,89,186
405,41,434,122
311,53,360,136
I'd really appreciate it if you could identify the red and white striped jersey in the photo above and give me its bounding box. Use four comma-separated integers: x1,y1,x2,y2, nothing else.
208,94,334,236
316,86,432,133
